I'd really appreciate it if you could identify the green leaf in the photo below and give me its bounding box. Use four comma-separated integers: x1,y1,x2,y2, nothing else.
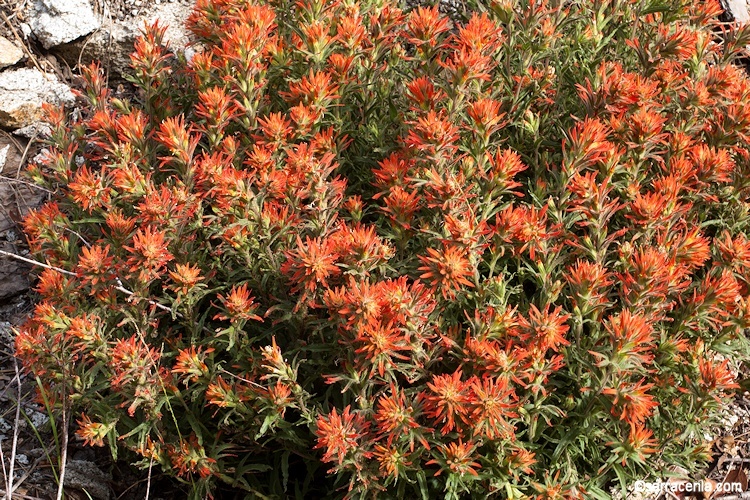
107,426,119,462
256,413,279,439
417,471,430,500
585,483,614,500
248,463,273,472
613,463,629,499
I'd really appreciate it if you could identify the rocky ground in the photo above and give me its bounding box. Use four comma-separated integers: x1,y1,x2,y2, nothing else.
0,1,198,497
1,0,750,498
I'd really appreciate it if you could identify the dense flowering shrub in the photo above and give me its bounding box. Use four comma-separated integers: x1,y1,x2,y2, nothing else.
15,0,750,497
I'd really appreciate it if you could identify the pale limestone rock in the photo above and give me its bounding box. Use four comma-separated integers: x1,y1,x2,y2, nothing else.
0,36,23,69
27,0,101,49
145,1,195,50
0,68,75,129
54,1,196,77
724,0,750,23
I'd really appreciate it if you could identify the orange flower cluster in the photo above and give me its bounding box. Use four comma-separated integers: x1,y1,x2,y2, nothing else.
15,0,750,497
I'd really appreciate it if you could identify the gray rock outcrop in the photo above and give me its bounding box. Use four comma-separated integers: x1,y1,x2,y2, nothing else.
0,37,23,69
26,0,101,49
54,1,195,78
0,68,75,129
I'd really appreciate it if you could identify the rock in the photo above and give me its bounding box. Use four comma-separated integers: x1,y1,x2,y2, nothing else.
0,136,46,239
19,24,31,40
0,243,31,300
145,2,195,50
0,180,46,234
0,68,75,129
63,460,112,500
0,36,23,69
13,123,52,140
0,146,8,173
26,0,101,49
0,136,25,175
723,0,750,22
54,1,195,78
54,19,136,78
24,408,49,429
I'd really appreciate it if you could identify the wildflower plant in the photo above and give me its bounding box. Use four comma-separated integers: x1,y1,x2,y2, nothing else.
15,0,750,497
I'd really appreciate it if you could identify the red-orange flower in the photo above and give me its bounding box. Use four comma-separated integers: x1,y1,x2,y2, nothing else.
155,115,200,166
313,406,371,465
76,414,114,447
109,336,162,416
427,439,481,477
603,379,658,426
406,6,451,49
565,260,612,313
716,231,750,276
690,144,735,186
328,53,355,80
336,12,366,50
373,445,411,479
66,313,103,357
440,48,493,86
68,165,112,212
288,104,322,135
496,205,560,260
282,70,340,110
614,423,659,466
104,209,137,242
405,110,460,161
214,283,263,322
486,148,526,200
454,12,502,54
168,435,218,479
381,186,421,229
507,447,536,478
424,370,473,434
518,304,571,352
76,244,114,287
564,117,612,170
173,346,212,386
699,358,739,398
354,319,410,377
256,112,292,146
375,384,428,451
168,263,204,294
602,310,654,370
470,376,517,439
467,98,506,139
672,228,710,270
282,235,341,293
125,226,174,282
417,244,475,299
194,86,239,136
35,268,70,300
329,223,393,271
267,381,293,417
206,376,239,409
406,77,445,111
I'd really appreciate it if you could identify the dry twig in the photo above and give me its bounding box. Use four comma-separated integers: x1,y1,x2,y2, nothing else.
0,10,45,77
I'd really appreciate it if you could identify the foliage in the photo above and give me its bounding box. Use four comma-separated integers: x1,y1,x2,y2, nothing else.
15,0,750,497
